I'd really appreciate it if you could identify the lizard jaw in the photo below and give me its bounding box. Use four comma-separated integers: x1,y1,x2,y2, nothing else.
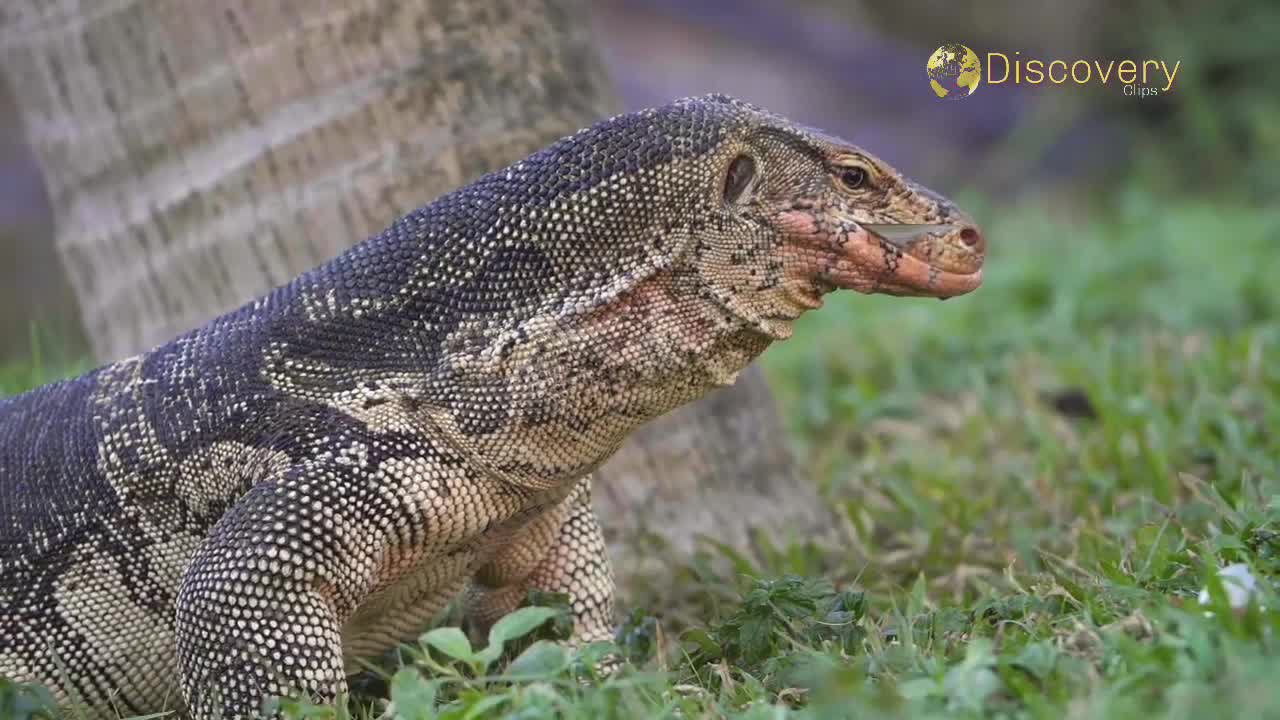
777,211,984,300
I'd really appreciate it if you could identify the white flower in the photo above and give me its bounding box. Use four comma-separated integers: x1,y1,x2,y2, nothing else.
1198,563,1258,609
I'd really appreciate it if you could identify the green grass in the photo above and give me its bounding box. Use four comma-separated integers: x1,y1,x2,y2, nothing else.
3,184,1280,718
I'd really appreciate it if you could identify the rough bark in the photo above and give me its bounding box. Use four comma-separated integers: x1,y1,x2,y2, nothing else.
0,0,829,575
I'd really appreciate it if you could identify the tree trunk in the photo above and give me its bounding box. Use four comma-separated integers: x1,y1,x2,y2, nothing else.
0,0,829,578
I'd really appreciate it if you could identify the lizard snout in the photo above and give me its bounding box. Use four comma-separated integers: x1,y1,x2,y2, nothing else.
861,222,985,277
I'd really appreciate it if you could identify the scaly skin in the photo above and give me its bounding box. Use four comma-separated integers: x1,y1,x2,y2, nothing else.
0,95,984,718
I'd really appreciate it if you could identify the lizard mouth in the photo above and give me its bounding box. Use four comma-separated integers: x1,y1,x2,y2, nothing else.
778,211,985,300
858,223,984,297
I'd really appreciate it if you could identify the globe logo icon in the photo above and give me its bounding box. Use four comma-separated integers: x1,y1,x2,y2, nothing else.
928,44,982,99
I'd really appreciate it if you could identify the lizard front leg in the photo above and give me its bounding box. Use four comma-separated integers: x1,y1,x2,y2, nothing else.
175,454,385,719
466,475,616,648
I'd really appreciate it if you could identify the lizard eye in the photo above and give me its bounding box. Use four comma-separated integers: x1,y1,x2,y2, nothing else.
837,165,869,191
723,153,757,205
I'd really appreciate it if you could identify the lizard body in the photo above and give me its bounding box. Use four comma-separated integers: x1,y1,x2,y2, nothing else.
0,95,984,718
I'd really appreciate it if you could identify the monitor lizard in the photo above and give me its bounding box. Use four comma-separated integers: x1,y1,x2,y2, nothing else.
0,94,984,718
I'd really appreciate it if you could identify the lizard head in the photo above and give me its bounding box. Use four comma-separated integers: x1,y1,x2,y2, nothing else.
682,96,985,335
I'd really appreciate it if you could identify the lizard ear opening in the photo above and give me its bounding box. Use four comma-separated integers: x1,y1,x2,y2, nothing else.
722,153,757,206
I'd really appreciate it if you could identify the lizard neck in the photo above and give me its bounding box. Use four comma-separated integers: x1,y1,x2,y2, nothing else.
259,211,768,492
414,264,773,491
255,136,742,490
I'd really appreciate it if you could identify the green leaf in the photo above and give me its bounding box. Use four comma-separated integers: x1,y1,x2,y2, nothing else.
576,641,619,676
739,615,773,664
897,676,941,701
0,677,59,720
1214,533,1247,553
421,627,475,663
487,606,562,647
680,628,722,658
504,640,568,678
1008,640,1058,680
459,694,509,720
472,606,563,671
908,573,929,615
390,668,437,720
943,638,1000,713
1135,519,1180,578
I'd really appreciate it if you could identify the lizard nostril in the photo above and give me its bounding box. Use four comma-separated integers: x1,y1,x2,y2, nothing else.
958,226,984,251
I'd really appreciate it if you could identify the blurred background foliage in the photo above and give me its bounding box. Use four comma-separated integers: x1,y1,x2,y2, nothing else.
0,0,1275,364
